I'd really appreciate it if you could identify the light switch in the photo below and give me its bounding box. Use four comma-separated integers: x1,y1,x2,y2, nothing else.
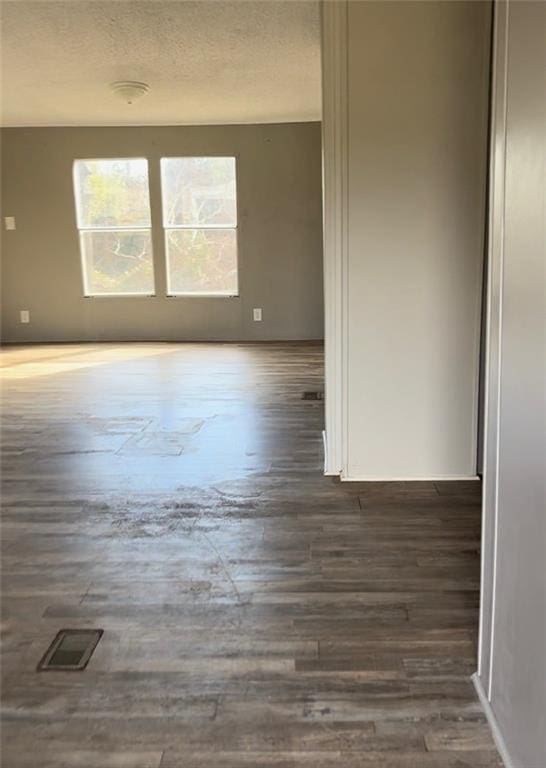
20,310,30,324
5,217,16,230
253,308,263,322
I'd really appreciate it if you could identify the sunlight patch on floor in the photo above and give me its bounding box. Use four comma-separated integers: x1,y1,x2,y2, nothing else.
0,345,178,379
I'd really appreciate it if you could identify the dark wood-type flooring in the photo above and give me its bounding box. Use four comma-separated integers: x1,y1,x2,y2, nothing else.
0,343,500,767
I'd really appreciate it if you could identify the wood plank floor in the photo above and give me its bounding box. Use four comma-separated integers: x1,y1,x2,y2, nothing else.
0,343,500,768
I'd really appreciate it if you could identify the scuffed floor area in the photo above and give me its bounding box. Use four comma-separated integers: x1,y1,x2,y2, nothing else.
0,343,500,767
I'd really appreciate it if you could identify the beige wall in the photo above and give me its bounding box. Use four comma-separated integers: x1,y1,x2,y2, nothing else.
0,122,323,342
342,0,491,479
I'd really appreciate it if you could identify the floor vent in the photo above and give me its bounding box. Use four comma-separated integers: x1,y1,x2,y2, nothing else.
302,391,324,401
37,629,103,671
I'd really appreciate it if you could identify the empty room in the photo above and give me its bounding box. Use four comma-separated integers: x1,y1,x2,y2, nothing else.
0,2,544,768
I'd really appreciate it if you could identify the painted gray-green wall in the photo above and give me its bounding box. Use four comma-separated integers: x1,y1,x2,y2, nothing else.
0,122,323,342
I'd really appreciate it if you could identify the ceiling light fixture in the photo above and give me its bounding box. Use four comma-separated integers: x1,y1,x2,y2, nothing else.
110,81,149,105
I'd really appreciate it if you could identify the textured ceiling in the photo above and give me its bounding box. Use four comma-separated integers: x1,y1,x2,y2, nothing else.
0,0,321,126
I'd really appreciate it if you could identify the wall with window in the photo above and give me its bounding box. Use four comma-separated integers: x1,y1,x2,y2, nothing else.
0,122,323,342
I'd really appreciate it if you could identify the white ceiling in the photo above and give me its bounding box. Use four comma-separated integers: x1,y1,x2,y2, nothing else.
0,0,321,127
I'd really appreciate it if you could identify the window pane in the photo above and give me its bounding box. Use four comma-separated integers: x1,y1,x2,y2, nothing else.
161,157,237,227
81,230,154,295
166,229,238,295
74,159,151,228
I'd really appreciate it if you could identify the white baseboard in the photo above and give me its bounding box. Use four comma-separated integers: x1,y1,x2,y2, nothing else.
339,474,480,482
472,673,513,768
322,430,340,476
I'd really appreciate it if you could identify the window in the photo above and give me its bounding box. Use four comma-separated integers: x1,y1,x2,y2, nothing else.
73,159,154,296
160,157,238,296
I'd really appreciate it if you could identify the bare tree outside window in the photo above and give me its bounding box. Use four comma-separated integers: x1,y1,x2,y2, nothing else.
73,159,154,296
161,157,238,296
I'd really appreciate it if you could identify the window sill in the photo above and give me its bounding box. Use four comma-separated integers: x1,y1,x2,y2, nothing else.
167,293,240,299
82,293,239,299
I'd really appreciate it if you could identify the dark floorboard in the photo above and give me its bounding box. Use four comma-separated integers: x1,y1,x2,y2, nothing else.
0,343,499,767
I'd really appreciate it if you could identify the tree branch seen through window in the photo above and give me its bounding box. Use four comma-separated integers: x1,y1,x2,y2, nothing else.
161,157,238,296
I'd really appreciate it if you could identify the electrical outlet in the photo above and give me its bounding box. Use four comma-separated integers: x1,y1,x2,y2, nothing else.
253,308,263,322
20,310,30,324
4,217,16,231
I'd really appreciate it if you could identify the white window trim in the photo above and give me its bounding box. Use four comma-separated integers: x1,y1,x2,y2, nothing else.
160,156,239,298
73,158,155,298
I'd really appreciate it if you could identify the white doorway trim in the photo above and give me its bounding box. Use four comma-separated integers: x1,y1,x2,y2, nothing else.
321,0,348,477
477,0,509,700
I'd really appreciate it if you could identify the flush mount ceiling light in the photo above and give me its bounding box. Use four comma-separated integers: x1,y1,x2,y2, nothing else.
110,81,149,105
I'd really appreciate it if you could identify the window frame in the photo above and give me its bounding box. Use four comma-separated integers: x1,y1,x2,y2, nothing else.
72,157,156,298
160,156,239,298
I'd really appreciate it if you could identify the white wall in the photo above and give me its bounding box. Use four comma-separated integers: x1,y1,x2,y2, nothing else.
477,3,546,766
322,1,491,479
